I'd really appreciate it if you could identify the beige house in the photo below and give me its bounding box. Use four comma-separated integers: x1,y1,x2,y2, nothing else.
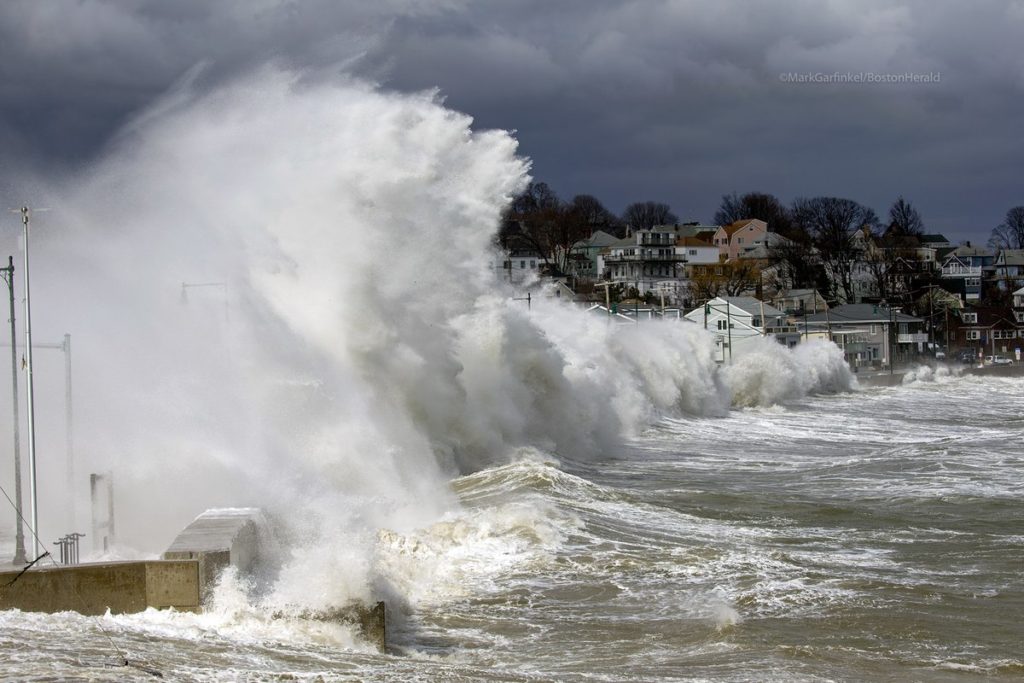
712,219,768,260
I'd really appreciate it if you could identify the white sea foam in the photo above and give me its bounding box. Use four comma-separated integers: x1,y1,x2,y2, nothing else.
724,338,855,407
1,66,860,619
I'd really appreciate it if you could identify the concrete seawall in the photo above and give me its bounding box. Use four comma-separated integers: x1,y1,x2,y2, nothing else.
1,509,385,650
0,560,199,615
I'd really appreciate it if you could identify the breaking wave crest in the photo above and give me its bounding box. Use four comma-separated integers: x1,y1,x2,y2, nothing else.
28,67,855,617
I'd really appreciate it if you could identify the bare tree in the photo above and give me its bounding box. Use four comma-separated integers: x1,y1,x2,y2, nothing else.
714,192,794,236
887,196,925,237
621,201,678,231
766,236,823,292
498,182,593,276
989,206,1024,250
691,261,761,300
570,194,617,232
791,197,878,303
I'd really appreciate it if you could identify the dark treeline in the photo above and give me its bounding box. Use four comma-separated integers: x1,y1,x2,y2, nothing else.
498,182,1022,304
498,181,681,274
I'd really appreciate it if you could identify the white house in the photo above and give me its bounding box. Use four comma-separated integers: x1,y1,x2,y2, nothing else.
598,226,688,299
684,296,800,362
492,247,541,285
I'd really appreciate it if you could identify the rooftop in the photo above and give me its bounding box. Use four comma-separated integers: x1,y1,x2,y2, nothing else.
805,303,923,325
719,296,786,318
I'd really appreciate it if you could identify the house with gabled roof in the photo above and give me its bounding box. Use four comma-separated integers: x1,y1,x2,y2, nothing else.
1013,286,1024,310
803,303,925,368
683,296,800,362
994,249,1024,291
953,305,1023,357
771,288,828,315
940,245,994,302
712,219,768,261
569,230,619,280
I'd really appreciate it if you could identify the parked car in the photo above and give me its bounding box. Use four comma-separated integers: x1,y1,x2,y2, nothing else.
983,355,1014,365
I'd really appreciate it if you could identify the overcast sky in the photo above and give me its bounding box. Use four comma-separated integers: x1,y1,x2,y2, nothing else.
0,0,1021,242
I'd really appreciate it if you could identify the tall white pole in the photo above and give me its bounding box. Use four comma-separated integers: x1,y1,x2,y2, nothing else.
20,206,39,558
3,257,26,565
63,333,73,529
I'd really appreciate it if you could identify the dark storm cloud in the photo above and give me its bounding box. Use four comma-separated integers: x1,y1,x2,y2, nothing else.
0,0,1021,240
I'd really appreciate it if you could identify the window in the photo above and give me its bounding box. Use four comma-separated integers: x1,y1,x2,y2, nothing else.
530,260,536,269
737,237,743,244
870,325,877,335
752,317,762,328
962,313,977,323
689,249,697,256
520,260,526,269
967,330,980,341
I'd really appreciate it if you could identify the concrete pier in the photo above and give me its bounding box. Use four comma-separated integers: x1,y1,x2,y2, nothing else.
0,560,199,615
163,507,262,601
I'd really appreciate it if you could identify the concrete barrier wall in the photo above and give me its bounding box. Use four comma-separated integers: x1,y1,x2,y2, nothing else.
0,561,200,615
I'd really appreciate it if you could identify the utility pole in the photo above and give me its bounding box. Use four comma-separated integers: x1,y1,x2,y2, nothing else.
19,207,40,558
62,333,73,525
1,256,25,565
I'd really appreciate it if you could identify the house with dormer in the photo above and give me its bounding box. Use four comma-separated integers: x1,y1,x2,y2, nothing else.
940,245,994,302
953,305,1023,357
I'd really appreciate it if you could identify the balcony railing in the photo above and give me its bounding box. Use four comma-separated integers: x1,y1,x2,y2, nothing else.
941,265,982,277
604,253,686,263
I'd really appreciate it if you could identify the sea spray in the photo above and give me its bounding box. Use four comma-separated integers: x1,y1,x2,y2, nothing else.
724,337,855,407
7,67,857,618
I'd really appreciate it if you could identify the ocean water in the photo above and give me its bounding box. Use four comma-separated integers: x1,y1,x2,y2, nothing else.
1,372,1020,681
0,70,1019,681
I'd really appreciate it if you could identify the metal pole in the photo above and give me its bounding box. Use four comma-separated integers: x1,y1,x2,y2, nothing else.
20,207,40,558
3,257,26,565
726,301,733,363
63,333,73,528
